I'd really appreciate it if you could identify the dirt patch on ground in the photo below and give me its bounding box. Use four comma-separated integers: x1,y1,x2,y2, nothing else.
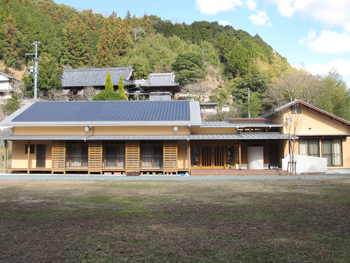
1,179,350,262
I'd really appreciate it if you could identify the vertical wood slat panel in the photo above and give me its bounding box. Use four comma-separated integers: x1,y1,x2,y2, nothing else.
88,141,103,169
52,141,66,170
125,141,140,170
163,141,177,170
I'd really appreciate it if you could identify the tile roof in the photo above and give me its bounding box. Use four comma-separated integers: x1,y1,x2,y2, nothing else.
61,67,134,87
139,73,178,86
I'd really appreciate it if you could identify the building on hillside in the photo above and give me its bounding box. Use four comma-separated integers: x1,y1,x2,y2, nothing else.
200,102,218,114
61,66,138,96
133,73,180,100
0,71,21,100
1,99,350,175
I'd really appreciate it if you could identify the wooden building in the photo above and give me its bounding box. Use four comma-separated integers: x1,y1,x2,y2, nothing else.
1,100,350,175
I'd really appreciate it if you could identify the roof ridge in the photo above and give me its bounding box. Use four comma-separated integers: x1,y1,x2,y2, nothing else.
64,67,131,72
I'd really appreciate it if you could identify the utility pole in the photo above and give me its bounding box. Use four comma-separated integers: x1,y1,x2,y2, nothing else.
26,41,40,102
248,87,251,118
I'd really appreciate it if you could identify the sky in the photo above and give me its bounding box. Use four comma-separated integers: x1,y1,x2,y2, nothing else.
55,0,350,86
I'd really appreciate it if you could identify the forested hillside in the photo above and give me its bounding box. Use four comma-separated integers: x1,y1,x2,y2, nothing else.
1,0,349,120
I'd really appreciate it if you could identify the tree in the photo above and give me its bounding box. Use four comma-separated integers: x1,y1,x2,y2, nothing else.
92,90,123,100
94,22,112,67
62,23,81,68
317,70,350,120
82,86,98,101
87,9,96,32
224,43,251,78
172,51,205,85
182,82,210,102
22,53,62,97
264,69,321,108
117,75,127,100
3,14,18,68
2,94,21,116
230,73,268,104
105,72,114,91
248,92,261,118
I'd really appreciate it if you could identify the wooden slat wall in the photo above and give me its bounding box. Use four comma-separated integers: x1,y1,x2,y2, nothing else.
52,141,66,170
88,141,103,169
125,141,140,170
163,141,178,170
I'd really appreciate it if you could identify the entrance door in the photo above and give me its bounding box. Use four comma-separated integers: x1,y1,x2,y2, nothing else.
196,145,225,168
36,144,46,168
201,146,212,167
214,146,225,167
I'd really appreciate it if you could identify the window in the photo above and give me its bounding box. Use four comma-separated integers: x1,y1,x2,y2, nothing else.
291,104,301,114
141,145,163,168
25,144,35,154
66,144,88,168
227,146,233,167
299,139,319,156
322,139,342,166
105,145,125,167
192,146,199,167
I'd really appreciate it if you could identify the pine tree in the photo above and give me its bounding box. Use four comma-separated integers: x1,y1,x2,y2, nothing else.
62,23,81,68
88,9,96,32
45,1,53,15
3,14,18,68
105,72,113,91
94,22,112,67
140,14,156,36
79,23,90,66
118,75,127,100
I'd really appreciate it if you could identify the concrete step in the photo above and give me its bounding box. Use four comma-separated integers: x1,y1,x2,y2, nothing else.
191,169,289,176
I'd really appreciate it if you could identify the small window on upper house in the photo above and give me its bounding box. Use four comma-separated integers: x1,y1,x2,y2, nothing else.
291,104,301,114
25,144,35,154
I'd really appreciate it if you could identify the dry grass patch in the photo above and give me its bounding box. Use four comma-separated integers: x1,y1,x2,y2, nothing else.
0,179,350,262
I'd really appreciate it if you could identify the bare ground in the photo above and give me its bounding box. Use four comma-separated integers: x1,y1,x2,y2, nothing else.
1,179,350,262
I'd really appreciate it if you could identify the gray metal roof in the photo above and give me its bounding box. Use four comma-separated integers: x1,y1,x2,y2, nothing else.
262,100,350,126
3,135,190,141
190,132,292,140
0,101,202,127
3,133,293,141
0,71,20,82
61,67,134,88
201,122,282,128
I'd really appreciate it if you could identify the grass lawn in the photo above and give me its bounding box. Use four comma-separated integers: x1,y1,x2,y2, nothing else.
1,178,350,262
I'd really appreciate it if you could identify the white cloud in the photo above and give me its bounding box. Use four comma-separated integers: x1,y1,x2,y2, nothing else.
269,0,294,17
307,30,350,53
219,20,230,26
299,29,316,45
249,10,271,25
293,59,350,78
195,0,243,15
270,0,350,27
343,22,350,33
245,0,257,11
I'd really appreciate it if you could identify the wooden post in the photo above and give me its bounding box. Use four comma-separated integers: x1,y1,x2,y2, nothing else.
187,140,190,170
27,141,30,174
3,141,6,173
239,141,242,170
